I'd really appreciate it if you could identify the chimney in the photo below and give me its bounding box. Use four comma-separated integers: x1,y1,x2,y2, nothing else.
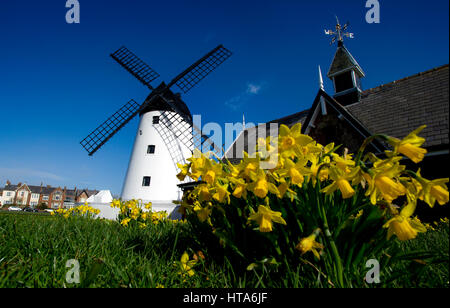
6,180,11,186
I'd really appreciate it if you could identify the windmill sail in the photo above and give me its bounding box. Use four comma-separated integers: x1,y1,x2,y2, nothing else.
110,46,160,90
152,112,191,175
167,45,232,94
80,99,142,155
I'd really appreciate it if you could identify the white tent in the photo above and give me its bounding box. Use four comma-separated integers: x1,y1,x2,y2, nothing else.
86,190,113,203
86,190,118,220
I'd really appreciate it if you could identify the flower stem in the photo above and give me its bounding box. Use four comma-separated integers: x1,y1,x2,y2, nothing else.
319,201,344,287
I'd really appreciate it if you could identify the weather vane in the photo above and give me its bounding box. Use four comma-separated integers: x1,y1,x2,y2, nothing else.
324,16,354,46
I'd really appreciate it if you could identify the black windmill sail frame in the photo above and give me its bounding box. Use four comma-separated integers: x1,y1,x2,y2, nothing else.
167,44,232,94
80,44,232,157
110,46,160,90
80,99,143,156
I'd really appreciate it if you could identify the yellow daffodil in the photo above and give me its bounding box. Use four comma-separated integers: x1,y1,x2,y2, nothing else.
201,159,223,185
248,169,280,199
120,218,131,227
195,184,212,202
248,204,287,232
176,163,190,181
366,161,406,204
383,198,426,241
178,251,197,277
278,123,313,158
332,152,355,173
274,157,309,188
296,229,324,259
275,177,297,201
309,155,329,184
387,125,427,163
321,165,358,199
414,171,449,207
145,202,152,210
229,177,248,199
193,201,211,223
212,183,231,204
187,149,207,180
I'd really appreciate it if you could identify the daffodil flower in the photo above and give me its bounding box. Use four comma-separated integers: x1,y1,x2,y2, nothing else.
274,157,309,188
278,123,313,158
383,196,426,241
387,125,427,163
248,204,287,232
178,252,197,277
194,184,212,202
229,177,248,199
296,229,324,259
414,170,449,207
248,169,279,199
176,163,190,181
365,160,406,204
321,165,359,199
193,201,210,222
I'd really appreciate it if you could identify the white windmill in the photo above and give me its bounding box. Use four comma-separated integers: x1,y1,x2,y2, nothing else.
80,45,232,213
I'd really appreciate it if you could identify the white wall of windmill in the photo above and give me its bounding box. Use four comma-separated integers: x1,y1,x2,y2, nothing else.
120,110,192,216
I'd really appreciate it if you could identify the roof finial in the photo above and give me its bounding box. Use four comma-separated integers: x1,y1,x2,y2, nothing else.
324,16,354,46
242,113,246,130
318,65,324,90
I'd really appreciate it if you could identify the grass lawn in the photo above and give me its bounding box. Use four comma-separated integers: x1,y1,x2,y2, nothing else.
0,211,448,288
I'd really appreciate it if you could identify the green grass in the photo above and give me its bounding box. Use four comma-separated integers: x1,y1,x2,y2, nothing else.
0,212,448,288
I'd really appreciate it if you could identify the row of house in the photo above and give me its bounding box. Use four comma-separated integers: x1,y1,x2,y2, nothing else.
0,181,99,209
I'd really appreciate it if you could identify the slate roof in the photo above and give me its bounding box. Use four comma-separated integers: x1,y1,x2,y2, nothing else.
346,64,449,149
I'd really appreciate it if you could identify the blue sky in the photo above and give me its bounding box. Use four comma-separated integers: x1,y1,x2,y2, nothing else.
0,0,448,196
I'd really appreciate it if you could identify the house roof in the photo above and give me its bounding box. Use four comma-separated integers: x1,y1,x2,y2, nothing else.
346,64,449,149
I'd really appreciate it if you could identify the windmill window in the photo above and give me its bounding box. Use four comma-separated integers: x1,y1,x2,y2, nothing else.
142,176,151,187
153,116,160,124
147,145,156,154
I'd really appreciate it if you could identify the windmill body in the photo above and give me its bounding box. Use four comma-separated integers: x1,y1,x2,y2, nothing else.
121,93,192,211
80,46,232,215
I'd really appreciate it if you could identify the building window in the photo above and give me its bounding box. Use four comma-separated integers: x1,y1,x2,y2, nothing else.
20,191,24,197
142,176,151,187
147,145,156,154
6,192,11,197
334,71,354,93
54,194,61,201
153,116,160,124
43,195,49,201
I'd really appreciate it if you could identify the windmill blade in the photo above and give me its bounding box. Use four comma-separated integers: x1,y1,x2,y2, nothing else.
110,46,160,90
158,111,194,151
80,99,142,156
153,112,192,175
167,45,232,94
